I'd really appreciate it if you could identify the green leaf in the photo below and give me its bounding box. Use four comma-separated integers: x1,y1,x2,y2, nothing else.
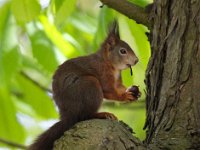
0,48,21,87
16,74,57,119
63,11,97,54
31,31,58,73
21,55,46,73
0,87,25,144
2,47,21,84
55,0,77,26
54,0,65,13
122,69,133,87
20,55,53,88
11,0,41,24
0,5,18,53
0,2,21,92
39,15,79,58
68,12,96,34
0,2,10,43
0,4,21,103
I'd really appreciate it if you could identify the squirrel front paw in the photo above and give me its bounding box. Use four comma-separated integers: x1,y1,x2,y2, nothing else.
126,85,141,99
124,85,141,102
122,91,137,102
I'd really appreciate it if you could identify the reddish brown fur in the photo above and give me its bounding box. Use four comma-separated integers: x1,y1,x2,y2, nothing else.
29,22,138,150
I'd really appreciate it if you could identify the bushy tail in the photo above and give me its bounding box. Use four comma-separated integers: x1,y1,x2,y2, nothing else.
29,119,76,150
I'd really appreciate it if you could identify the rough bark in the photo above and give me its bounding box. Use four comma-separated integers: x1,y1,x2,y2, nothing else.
53,120,146,150
145,0,200,149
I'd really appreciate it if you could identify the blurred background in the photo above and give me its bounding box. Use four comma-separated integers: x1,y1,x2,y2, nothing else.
0,0,152,149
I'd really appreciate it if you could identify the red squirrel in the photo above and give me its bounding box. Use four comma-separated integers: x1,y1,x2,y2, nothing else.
29,21,139,150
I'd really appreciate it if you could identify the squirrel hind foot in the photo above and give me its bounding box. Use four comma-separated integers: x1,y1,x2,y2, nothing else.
93,112,118,120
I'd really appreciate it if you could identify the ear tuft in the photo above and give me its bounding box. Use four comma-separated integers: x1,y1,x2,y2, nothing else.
105,20,120,49
108,19,120,39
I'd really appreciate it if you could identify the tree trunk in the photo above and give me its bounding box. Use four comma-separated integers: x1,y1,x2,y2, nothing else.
54,0,200,149
145,0,200,149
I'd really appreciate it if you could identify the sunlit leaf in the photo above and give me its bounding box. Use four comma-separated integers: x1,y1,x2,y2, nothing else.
39,15,79,58
11,0,41,24
16,74,57,119
0,2,9,85
68,12,96,34
0,87,25,144
20,54,53,89
0,4,21,84
14,96,39,118
1,47,21,84
0,2,10,43
0,4,25,144
0,10,18,53
63,11,97,53
122,69,133,87
55,0,77,26
50,0,64,15
54,0,65,12
21,55,45,73
30,31,58,73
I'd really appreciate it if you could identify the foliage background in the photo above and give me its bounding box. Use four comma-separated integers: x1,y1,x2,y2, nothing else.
0,0,152,148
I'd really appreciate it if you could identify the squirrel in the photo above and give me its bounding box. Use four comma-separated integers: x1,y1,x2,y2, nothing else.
29,21,139,150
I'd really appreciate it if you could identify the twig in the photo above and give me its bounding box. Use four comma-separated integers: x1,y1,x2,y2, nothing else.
20,71,52,93
100,0,152,29
0,138,26,149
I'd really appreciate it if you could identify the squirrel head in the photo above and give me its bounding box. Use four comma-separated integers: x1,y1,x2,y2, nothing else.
102,20,138,70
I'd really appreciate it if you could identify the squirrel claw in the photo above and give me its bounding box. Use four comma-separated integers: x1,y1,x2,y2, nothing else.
123,91,137,102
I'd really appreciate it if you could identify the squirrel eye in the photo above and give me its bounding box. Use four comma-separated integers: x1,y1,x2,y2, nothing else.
119,48,127,55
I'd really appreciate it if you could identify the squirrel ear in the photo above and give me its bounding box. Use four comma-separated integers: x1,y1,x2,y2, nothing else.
106,20,120,48
106,35,117,49
109,20,120,39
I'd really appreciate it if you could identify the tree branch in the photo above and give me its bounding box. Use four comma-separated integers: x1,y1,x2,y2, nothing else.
54,119,146,150
100,0,151,28
20,71,52,93
0,138,26,149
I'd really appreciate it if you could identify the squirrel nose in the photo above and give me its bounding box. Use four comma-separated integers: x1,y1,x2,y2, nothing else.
134,58,139,65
